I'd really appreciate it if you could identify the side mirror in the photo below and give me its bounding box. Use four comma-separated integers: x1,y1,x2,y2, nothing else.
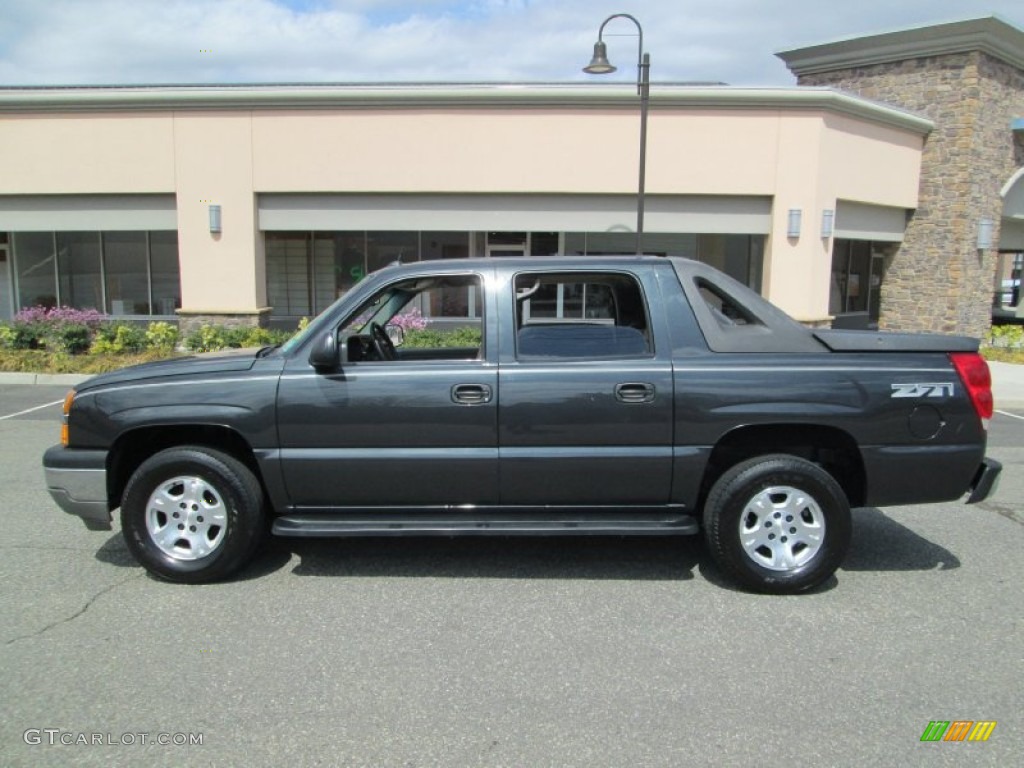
308,331,339,371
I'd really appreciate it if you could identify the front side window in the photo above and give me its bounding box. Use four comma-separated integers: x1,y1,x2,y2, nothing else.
340,274,484,363
514,272,652,359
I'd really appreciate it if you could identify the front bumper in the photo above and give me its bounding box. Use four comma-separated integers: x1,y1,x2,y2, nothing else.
966,457,1002,504
42,445,111,531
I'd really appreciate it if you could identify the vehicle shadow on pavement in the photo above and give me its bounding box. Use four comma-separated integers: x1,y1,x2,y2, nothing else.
261,536,705,581
842,508,961,572
94,533,139,568
91,530,296,583
90,508,959,586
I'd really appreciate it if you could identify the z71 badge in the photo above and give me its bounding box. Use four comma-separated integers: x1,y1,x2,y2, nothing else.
891,382,955,399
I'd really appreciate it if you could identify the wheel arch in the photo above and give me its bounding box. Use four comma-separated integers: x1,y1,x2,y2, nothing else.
107,424,265,510
702,423,866,509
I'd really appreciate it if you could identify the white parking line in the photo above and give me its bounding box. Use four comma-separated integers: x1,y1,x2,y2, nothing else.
996,409,1024,422
0,400,64,421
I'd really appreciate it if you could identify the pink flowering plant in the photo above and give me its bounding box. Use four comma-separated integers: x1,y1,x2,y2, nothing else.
14,305,106,327
388,307,429,332
6,305,107,353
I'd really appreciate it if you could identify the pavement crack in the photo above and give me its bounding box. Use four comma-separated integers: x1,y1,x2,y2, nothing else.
4,573,143,646
978,501,1024,526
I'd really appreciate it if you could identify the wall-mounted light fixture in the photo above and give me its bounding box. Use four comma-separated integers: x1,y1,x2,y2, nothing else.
821,208,835,239
787,208,802,238
209,204,222,234
976,218,994,250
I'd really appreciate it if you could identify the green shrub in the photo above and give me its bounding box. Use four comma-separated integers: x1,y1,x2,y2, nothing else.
184,324,293,352
989,324,1024,349
0,324,16,350
241,327,281,347
220,327,252,348
46,323,92,354
145,321,179,351
91,323,147,355
185,325,227,353
403,327,482,349
0,347,176,374
4,322,45,350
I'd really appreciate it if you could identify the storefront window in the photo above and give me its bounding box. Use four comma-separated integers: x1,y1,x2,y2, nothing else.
150,231,181,315
994,251,1022,310
266,232,312,317
104,231,149,315
13,230,179,315
530,232,559,256
562,232,761,291
0,234,11,320
333,232,367,294
830,239,884,325
311,233,336,312
367,231,417,273
264,229,764,319
57,232,102,311
421,232,469,261
14,232,57,309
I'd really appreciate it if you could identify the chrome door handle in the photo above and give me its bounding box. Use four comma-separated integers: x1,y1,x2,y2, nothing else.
615,382,656,403
451,384,493,405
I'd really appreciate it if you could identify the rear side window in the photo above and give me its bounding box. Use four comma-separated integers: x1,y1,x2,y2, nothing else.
514,272,652,359
696,279,761,328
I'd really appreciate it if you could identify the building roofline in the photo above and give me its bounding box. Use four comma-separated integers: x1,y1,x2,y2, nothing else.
0,82,933,134
777,15,1024,75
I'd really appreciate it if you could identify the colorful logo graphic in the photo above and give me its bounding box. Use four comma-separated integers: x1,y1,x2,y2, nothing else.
920,721,996,742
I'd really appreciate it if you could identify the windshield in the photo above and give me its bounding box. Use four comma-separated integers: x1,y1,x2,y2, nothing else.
277,290,352,355
340,288,415,335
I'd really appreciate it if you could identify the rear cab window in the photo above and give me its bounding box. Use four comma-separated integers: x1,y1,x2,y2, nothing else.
513,271,653,360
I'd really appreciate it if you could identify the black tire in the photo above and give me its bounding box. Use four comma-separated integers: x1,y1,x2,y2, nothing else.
120,446,266,584
703,454,851,594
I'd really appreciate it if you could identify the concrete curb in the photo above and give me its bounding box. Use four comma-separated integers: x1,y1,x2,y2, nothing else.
0,372,91,386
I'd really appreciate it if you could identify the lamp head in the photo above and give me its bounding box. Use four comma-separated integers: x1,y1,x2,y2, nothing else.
583,41,616,74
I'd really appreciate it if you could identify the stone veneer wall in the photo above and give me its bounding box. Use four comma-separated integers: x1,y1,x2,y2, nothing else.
176,309,271,335
798,52,1024,337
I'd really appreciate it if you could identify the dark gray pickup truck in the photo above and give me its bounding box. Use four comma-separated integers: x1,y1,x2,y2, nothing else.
43,256,1001,593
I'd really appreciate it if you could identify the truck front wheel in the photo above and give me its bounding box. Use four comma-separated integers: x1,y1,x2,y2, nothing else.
703,455,851,594
120,446,265,583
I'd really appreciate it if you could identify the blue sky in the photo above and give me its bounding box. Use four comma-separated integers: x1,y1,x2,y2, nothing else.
0,0,1022,86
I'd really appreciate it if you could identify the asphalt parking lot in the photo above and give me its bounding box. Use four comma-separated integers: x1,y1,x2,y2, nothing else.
1,384,1021,767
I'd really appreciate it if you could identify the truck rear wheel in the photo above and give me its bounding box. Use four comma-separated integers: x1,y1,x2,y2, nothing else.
703,455,851,594
121,446,265,584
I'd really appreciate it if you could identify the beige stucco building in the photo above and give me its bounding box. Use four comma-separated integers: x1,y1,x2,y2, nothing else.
0,16,1020,333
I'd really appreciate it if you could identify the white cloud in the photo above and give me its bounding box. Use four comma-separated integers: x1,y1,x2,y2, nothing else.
0,0,1021,86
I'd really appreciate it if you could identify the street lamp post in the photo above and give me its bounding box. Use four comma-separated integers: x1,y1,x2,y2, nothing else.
583,13,650,255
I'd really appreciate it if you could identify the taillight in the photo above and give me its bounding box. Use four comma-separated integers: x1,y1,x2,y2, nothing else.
61,390,75,446
950,352,993,425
